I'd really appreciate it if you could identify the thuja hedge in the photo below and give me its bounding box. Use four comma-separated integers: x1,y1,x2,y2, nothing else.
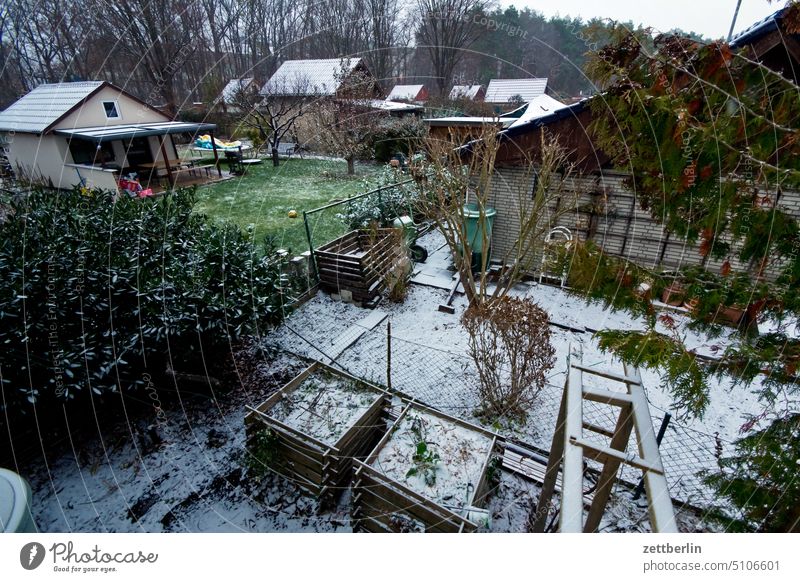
0,187,297,415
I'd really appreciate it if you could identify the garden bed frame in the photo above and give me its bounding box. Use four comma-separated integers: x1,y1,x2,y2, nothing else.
245,361,390,506
315,229,404,306
352,401,499,533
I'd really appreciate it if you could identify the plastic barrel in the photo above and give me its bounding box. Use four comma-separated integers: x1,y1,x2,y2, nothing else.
461,203,496,270
0,468,38,533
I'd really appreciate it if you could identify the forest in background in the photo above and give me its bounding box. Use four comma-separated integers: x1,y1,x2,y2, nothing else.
0,0,705,112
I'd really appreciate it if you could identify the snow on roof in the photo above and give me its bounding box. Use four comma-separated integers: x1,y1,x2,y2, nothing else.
387,84,425,101
485,78,548,104
449,85,483,100
507,94,568,128
220,78,256,103
260,58,363,96
0,81,105,133
730,7,786,48
361,99,423,112
425,116,516,128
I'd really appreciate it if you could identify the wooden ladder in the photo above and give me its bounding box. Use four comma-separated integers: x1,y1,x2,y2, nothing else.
532,344,677,533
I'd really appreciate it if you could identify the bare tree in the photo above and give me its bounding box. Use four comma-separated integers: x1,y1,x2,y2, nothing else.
365,0,412,84
234,76,315,167
310,65,381,175
97,0,204,115
419,125,578,306
415,0,490,96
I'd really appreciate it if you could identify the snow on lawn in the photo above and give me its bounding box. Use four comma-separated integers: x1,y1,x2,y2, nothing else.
273,277,764,443
269,230,780,508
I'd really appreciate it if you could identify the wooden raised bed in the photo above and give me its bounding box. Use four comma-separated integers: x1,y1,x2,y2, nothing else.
352,402,499,533
315,229,404,306
245,361,390,506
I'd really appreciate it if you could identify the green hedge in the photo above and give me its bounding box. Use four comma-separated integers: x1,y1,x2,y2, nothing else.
0,187,297,416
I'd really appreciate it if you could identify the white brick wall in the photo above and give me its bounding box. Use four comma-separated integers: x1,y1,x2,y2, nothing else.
486,166,800,279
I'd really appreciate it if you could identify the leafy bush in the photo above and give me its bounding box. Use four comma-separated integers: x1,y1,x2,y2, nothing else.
370,117,427,163
461,297,555,421
336,166,421,229
0,187,297,416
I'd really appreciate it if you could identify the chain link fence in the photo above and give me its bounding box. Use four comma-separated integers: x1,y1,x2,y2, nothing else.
278,315,733,515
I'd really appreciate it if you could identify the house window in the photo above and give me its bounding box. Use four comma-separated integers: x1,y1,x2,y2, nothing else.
69,140,115,166
102,101,120,119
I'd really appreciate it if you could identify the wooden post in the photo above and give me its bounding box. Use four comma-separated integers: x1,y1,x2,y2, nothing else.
159,138,174,188
209,130,221,177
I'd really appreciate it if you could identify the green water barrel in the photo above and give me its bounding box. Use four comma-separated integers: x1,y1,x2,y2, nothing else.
461,203,496,269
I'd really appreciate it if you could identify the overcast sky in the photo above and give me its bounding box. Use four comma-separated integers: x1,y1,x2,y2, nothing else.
503,0,782,40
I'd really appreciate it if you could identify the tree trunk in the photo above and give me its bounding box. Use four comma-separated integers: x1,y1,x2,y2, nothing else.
272,145,280,167
346,156,355,175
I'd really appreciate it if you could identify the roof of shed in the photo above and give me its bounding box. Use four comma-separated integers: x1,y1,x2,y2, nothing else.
387,84,426,101
730,7,786,48
449,85,483,100
220,78,256,103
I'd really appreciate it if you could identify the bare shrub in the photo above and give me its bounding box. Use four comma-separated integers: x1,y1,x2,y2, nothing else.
461,297,556,421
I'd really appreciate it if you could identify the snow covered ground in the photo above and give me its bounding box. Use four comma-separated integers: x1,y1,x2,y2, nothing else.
19,230,769,532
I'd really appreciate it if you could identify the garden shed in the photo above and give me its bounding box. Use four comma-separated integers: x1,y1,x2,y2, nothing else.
0,81,221,192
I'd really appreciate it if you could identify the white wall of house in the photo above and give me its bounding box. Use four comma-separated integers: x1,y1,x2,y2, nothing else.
2,132,79,189
53,86,169,130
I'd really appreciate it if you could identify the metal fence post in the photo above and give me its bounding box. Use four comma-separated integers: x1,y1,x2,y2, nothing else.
302,210,318,282
633,412,671,500
386,320,392,391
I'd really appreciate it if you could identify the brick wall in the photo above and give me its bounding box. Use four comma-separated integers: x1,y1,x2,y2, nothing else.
486,165,797,279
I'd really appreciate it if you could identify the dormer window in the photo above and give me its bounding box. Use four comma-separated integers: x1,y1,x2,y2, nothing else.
103,101,120,119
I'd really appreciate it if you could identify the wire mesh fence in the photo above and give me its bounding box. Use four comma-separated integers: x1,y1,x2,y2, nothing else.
292,316,733,514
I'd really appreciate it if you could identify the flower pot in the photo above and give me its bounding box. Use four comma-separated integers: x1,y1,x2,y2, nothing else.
662,282,686,306
717,305,745,325
684,297,700,311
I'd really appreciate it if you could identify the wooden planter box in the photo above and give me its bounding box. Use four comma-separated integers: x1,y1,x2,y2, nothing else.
315,229,404,306
245,361,390,506
352,402,499,533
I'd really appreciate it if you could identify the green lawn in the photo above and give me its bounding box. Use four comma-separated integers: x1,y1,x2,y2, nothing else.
193,158,381,255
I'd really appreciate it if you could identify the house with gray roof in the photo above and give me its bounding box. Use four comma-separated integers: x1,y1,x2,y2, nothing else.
484,78,548,108
0,81,219,192
260,58,381,98
218,77,259,112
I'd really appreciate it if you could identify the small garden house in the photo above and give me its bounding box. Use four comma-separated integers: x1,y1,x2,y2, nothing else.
449,84,485,101
0,81,220,192
386,84,429,103
260,58,382,99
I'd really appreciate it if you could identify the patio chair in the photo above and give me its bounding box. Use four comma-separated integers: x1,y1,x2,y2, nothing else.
225,149,245,175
